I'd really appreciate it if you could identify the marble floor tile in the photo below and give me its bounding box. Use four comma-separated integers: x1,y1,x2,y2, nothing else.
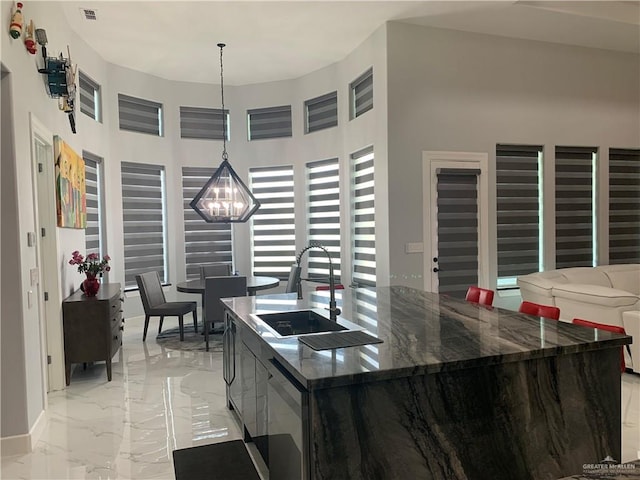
2,315,639,479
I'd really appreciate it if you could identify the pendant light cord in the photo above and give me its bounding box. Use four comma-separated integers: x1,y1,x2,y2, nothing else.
218,43,228,161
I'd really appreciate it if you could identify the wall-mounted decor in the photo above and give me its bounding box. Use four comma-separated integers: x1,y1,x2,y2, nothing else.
54,136,86,228
24,19,36,54
36,29,77,133
8,2,23,39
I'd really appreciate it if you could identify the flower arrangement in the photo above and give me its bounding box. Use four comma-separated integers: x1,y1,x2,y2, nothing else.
69,251,111,277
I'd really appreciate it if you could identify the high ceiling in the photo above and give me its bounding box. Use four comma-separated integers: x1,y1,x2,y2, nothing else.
61,1,640,86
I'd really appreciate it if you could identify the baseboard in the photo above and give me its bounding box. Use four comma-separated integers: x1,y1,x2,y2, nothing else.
1,409,46,455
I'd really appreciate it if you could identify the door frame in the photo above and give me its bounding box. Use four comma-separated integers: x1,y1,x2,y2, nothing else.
30,114,64,392
422,151,489,293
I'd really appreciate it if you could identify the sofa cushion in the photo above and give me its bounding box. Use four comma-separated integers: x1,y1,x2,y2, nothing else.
517,270,568,298
598,264,640,295
552,284,639,307
559,268,612,288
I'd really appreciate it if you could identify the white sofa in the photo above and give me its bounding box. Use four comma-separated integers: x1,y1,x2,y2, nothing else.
517,264,639,373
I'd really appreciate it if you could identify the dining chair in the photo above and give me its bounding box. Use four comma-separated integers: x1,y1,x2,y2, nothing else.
284,264,302,293
204,276,247,351
136,271,198,342
200,263,232,279
465,286,495,306
518,300,560,320
572,318,629,373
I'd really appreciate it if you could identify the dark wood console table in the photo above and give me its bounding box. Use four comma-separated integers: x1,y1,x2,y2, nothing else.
62,283,123,385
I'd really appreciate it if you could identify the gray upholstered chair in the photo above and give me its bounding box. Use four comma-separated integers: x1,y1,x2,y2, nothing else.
285,264,302,293
135,271,198,342
199,263,232,280
204,276,247,351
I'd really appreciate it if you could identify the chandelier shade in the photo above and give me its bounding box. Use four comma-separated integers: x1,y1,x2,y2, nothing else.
190,42,260,223
189,159,260,223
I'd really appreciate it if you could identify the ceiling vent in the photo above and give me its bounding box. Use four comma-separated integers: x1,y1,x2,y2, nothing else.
80,8,97,20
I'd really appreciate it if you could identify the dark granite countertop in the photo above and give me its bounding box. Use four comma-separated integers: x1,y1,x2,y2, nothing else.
221,286,631,390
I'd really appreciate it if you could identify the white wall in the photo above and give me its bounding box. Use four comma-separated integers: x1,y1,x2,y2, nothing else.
385,22,640,291
1,0,387,442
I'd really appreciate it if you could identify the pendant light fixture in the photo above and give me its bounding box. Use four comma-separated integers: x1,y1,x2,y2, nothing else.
190,43,260,223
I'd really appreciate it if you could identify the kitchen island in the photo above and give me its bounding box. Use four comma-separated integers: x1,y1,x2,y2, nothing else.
221,286,631,480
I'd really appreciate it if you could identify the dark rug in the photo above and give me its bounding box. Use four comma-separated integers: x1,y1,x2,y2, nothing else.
173,440,261,480
155,324,224,353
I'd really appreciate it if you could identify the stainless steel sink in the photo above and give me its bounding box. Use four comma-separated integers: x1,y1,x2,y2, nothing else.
256,310,347,337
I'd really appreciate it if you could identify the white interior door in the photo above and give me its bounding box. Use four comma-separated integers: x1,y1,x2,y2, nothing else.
30,115,64,392
422,152,489,295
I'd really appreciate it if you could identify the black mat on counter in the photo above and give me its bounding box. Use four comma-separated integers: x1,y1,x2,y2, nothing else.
299,330,383,350
173,440,261,480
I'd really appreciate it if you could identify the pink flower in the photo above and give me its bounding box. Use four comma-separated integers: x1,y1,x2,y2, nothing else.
69,251,111,276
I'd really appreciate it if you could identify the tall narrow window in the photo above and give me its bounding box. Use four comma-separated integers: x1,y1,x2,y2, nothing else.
609,148,640,264
179,106,229,140
121,162,167,288
306,158,340,282
247,106,292,140
350,68,373,119
79,71,101,122
182,167,233,279
305,91,338,133
249,165,295,279
555,146,597,268
118,93,163,136
496,144,542,286
83,151,105,258
351,146,376,287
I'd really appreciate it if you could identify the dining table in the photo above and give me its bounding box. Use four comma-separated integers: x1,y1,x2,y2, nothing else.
176,276,280,297
176,276,280,333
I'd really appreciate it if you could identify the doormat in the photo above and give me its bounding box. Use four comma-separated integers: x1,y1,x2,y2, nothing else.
173,440,261,480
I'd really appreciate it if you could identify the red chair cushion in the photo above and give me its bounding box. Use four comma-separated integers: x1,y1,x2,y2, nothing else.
465,286,495,306
315,284,344,291
572,318,627,372
518,301,560,320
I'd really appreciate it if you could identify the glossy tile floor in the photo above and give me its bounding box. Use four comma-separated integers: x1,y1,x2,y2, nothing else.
2,314,639,480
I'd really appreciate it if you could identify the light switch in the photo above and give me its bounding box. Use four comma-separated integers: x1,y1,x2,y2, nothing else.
30,268,39,286
405,242,424,254
27,231,36,247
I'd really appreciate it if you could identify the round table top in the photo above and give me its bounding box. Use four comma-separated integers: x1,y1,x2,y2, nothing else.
176,276,280,294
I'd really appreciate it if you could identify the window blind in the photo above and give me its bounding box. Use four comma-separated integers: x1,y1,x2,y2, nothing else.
182,167,233,280
248,105,292,140
435,169,479,298
555,146,596,269
180,106,229,140
121,162,166,288
351,146,376,287
250,165,296,279
496,144,542,282
305,91,337,133
609,148,640,264
79,71,100,122
306,158,341,282
350,68,373,119
83,151,104,258
118,93,163,136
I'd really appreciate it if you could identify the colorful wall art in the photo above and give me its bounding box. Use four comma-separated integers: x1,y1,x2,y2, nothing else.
54,136,86,228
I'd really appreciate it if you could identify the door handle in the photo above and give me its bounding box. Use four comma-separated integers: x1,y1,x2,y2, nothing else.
433,267,440,272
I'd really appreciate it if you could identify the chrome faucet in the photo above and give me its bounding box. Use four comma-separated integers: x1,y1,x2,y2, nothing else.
296,244,341,322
